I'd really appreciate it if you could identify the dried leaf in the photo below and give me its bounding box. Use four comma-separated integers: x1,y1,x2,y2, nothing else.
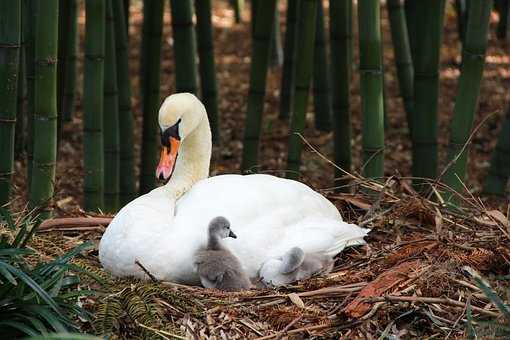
287,293,305,309
343,260,423,318
337,195,372,210
434,208,443,236
386,242,437,266
486,210,510,234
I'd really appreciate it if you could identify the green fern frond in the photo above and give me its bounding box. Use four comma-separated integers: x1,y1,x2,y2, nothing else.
93,295,123,336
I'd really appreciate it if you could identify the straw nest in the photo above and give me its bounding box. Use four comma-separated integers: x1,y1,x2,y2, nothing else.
6,175,510,339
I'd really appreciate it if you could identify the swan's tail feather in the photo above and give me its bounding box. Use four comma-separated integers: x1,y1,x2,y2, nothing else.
325,224,370,257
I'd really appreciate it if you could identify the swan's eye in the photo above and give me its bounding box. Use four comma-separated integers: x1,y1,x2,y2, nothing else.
160,120,181,146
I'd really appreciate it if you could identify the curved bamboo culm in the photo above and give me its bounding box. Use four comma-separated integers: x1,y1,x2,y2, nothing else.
58,0,78,123
29,0,58,217
403,0,417,62
286,0,318,180
0,0,21,206
24,0,35,190
113,0,135,206
270,6,283,68
170,0,198,94
387,0,414,134
83,0,105,211
241,0,277,172
484,107,510,195
329,0,352,189
195,0,220,144
312,0,332,132
103,0,120,212
358,0,385,179
279,0,300,121
410,0,445,189
443,0,492,195
139,0,164,194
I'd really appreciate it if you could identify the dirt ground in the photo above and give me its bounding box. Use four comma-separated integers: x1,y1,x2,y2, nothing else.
7,1,510,339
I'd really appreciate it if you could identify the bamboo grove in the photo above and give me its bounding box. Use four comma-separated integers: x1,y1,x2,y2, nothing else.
0,0,509,217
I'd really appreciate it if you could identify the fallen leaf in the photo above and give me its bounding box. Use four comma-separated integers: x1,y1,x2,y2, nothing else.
486,210,510,234
343,260,423,318
288,293,305,309
336,195,372,210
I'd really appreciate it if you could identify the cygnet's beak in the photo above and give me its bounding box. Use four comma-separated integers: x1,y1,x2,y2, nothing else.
228,230,237,239
156,137,180,180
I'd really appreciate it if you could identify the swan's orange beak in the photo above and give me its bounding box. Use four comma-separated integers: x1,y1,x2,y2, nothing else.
156,137,180,180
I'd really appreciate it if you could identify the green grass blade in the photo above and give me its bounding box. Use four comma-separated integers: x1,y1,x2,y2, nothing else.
0,207,16,230
0,264,18,285
0,261,62,315
474,277,510,318
0,320,38,336
466,297,476,339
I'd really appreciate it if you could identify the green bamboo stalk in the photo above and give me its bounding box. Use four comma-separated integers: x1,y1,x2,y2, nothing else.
124,0,130,34
484,107,510,195
241,0,277,172
286,0,317,179
0,0,21,206
411,0,445,187
270,5,283,68
312,0,332,132
329,0,352,188
139,0,164,194
455,0,468,43
113,0,135,206
404,0,417,62
170,0,198,94
103,0,120,212
29,0,58,216
387,0,414,132
57,0,78,123
25,0,36,190
443,0,492,194
195,0,220,144
231,0,244,23
279,0,300,120
497,0,509,40
15,0,27,160
251,0,257,37
83,0,105,211
358,0,385,179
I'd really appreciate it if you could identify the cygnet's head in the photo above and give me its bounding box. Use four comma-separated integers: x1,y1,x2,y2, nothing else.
209,216,237,239
156,93,207,180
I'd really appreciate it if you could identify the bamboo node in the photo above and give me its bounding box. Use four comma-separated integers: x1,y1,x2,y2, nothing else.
0,117,16,123
0,42,21,48
85,54,105,61
35,57,58,66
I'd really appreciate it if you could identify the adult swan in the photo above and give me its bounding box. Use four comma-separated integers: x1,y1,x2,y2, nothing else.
99,93,368,284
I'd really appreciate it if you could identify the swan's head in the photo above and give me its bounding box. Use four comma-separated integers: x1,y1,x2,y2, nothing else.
156,93,206,180
209,216,237,239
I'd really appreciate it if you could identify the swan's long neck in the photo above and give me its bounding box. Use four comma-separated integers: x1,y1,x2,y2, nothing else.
207,234,224,251
163,115,212,200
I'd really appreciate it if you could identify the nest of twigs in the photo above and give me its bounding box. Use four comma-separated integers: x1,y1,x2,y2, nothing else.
12,174,510,339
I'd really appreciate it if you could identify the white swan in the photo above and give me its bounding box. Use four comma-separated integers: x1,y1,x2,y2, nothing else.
99,93,368,284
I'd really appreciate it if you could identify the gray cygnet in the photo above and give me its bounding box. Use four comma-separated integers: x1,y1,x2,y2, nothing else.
259,247,334,286
194,216,252,291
